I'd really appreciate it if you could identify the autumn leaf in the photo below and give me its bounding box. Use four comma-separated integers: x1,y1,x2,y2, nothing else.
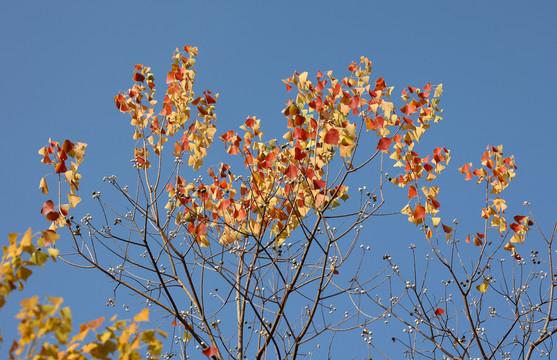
434,308,445,316
414,205,425,220
67,194,81,208
476,281,488,293
313,179,327,189
284,164,299,180
442,224,453,233
202,346,218,357
39,230,59,246
377,137,392,151
434,84,443,97
39,177,49,194
408,185,417,199
40,200,55,215
55,161,67,174
134,308,149,322
324,128,339,145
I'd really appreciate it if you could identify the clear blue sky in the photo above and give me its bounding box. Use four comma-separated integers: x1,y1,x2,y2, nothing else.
1,1,556,358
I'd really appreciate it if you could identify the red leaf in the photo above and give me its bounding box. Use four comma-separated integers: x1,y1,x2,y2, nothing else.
133,72,145,82
284,164,298,180
41,200,55,215
245,118,256,128
172,318,178,326
434,308,445,316
349,95,361,109
324,129,339,145
202,347,218,357
55,161,67,174
375,77,386,90
510,223,523,232
196,222,207,235
424,83,432,91
465,235,471,243
293,128,309,141
376,137,392,151
294,147,306,160
514,215,526,224
46,211,60,222
313,179,327,189
285,83,292,92
62,140,74,153
442,224,453,233
414,205,425,219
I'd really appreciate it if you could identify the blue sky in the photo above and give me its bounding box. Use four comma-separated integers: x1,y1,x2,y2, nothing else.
1,1,556,358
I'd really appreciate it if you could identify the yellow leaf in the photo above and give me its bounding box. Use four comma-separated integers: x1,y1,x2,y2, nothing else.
503,242,516,252
39,177,49,194
71,324,89,342
68,194,81,208
99,331,111,343
434,84,443,98
133,308,149,322
47,248,59,260
21,228,32,248
510,233,524,244
476,280,488,293
40,230,60,245
298,72,308,87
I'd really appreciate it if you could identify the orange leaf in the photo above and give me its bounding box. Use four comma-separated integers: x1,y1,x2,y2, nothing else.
55,161,67,174
375,77,386,90
202,347,218,357
414,205,425,219
400,104,417,115
133,72,145,82
442,224,453,233
408,185,417,200
86,316,105,330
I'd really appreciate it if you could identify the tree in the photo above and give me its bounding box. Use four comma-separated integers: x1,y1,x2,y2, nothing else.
32,45,556,359
0,230,165,359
